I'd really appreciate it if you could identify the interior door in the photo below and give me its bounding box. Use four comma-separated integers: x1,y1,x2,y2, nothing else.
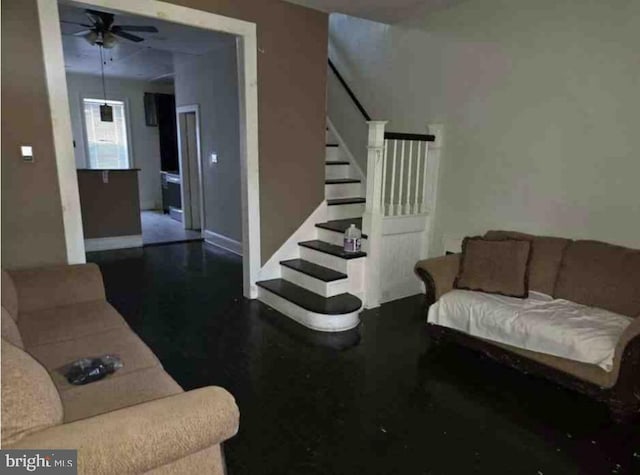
178,111,202,230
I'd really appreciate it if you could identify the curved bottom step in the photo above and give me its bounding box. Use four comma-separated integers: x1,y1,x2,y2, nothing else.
257,279,361,332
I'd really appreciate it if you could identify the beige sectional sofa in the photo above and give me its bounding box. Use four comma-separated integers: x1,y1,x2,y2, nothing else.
415,231,640,421
1,263,239,473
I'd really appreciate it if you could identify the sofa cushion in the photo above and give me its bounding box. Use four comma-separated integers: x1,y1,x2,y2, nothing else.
2,270,19,320
484,230,571,296
454,237,532,298
554,240,640,317
1,339,63,445
428,289,633,371
61,367,183,423
28,327,161,391
2,307,24,349
18,300,128,348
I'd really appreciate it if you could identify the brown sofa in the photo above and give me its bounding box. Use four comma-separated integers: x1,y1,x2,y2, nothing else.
415,230,640,421
1,264,239,473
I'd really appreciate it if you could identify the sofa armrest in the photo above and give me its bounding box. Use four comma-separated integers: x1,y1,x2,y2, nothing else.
9,264,106,314
6,386,240,473
415,254,460,304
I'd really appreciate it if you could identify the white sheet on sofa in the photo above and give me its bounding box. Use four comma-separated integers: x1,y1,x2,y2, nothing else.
428,290,633,371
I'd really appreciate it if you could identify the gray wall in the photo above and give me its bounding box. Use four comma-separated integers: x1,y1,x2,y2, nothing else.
174,34,242,243
66,73,174,211
329,0,640,255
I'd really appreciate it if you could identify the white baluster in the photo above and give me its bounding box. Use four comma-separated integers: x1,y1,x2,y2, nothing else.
389,140,397,217
381,139,388,215
398,140,405,215
420,140,429,214
406,140,413,215
413,141,422,214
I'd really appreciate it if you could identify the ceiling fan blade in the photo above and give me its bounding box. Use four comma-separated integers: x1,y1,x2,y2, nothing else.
60,20,93,27
86,9,114,28
112,25,158,33
112,30,145,43
72,29,93,37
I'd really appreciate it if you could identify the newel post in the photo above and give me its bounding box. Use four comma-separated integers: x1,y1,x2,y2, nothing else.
362,120,387,309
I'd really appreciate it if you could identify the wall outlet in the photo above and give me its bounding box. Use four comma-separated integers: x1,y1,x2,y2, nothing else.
210,153,218,164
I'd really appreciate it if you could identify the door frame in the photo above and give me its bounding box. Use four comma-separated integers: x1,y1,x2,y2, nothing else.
37,0,261,298
176,105,204,233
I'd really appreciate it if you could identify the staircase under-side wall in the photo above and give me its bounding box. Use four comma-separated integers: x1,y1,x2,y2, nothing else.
256,127,368,332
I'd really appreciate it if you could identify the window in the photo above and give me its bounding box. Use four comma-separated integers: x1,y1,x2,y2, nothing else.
83,98,131,169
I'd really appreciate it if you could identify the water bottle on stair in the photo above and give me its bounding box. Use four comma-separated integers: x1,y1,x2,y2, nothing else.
343,224,362,253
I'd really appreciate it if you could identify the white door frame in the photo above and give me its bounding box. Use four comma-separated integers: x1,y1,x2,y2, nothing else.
176,105,204,233
37,0,261,298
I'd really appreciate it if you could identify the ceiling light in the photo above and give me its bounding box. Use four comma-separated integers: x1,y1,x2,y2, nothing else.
102,32,117,49
83,30,98,45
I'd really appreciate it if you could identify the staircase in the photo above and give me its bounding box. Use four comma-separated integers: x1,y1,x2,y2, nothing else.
256,127,367,332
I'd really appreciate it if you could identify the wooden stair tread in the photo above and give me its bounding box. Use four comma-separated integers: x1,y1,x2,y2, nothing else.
326,143,340,147
325,178,361,184
299,240,367,259
280,259,347,282
257,279,362,315
325,161,349,165
327,197,365,206
315,218,368,238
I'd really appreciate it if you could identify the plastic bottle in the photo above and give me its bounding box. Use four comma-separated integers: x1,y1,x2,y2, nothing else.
343,224,362,253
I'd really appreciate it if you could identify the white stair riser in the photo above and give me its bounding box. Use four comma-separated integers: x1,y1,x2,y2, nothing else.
327,203,365,220
325,164,351,180
316,228,369,252
281,266,349,297
258,288,360,332
325,147,342,161
325,182,363,199
299,247,365,287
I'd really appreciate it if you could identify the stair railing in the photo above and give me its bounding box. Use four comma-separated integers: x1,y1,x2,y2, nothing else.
362,121,443,307
327,56,444,307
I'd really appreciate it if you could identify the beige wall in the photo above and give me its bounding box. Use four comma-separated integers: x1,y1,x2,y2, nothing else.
1,0,68,269
329,0,640,254
1,0,327,268
77,170,142,238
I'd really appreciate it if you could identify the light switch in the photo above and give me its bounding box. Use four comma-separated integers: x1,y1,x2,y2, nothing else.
21,146,34,162
210,153,218,164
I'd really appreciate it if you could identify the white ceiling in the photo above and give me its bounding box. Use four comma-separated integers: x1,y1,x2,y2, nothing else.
58,3,234,83
285,0,462,23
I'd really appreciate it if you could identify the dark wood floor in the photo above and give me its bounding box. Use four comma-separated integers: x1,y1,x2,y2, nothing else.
88,242,639,475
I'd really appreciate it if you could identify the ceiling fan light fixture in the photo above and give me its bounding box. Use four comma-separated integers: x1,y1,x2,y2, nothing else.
83,30,98,45
102,32,117,49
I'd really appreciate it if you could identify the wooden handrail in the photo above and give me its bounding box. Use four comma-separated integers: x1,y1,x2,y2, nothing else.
328,58,372,121
384,132,435,142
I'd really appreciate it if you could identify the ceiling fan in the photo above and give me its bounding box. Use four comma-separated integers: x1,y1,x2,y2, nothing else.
62,9,158,48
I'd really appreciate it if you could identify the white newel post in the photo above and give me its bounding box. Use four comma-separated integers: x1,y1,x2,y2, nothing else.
362,121,387,309
421,123,444,259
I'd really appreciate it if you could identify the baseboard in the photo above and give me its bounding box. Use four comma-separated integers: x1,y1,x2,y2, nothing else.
258,201,327,281
204,230,242,256
85,235,143,252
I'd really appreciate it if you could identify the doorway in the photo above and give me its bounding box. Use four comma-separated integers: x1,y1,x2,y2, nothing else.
177,106,203,232
38,0,261,298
